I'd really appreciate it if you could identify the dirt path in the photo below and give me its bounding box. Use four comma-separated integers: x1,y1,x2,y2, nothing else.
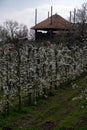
7,76,87,130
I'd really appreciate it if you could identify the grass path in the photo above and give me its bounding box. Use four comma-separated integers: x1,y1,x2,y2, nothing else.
0,75,87,130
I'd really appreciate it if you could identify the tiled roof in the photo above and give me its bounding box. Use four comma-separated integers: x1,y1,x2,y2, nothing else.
31,14,71,30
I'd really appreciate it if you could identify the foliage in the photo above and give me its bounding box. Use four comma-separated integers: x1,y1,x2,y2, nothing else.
70,2,87,39
0,20,28,44
0,41,87,115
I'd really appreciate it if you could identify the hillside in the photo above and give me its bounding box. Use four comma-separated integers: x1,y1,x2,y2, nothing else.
1,74,87,130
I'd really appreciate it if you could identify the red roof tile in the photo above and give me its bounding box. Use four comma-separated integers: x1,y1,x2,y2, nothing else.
31,14,71,30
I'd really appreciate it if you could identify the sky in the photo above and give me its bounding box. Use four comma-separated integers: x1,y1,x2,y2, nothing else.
0,0,86,28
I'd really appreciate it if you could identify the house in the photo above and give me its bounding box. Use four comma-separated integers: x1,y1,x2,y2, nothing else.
31,14,71,41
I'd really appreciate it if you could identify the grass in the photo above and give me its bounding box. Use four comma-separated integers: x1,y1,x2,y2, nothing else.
0,75,87,130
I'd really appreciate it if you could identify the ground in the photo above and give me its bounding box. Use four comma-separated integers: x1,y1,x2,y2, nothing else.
0,75,87,130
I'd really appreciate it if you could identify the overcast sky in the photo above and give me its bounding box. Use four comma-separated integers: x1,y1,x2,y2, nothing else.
0,0,86,28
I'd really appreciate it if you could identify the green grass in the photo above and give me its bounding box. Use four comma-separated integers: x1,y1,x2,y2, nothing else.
13,128,38,130
0,105,35,129
0,75,87,130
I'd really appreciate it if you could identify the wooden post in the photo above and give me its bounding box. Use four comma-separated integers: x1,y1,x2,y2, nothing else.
70,11,72,23
48,11,49,18
35,9,37,41
35,8,37,25
48,11,50,26
49,30,53,39
50,6,53,25
74,8,76,24
49,6,53,39
35,30,37,41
